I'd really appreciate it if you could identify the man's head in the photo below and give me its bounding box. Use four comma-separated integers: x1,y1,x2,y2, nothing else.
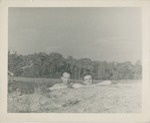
61,71,71,85
83,73,93,85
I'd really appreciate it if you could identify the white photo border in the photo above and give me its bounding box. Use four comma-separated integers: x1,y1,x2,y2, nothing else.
0,0,150,122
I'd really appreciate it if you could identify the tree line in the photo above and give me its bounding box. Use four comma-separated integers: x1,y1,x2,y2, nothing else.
8,51,142,80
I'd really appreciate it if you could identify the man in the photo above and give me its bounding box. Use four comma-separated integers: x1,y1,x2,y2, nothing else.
72,72,112,88
82,73,93,85
49,71,72,91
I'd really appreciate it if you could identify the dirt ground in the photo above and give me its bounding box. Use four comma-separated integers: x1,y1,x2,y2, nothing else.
8,80,141,113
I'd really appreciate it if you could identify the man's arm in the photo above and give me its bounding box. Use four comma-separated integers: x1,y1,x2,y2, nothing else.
49,84,68,91
72,81,112,89
71,83,84,88
72,83,96,88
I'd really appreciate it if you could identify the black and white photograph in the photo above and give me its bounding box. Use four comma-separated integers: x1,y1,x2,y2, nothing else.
1,0,150,122
7,7,143,113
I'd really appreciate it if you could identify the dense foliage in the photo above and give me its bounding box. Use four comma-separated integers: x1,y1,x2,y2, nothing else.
8,52,142,80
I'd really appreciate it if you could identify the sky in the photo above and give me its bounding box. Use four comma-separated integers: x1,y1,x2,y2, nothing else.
8,7,142,63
